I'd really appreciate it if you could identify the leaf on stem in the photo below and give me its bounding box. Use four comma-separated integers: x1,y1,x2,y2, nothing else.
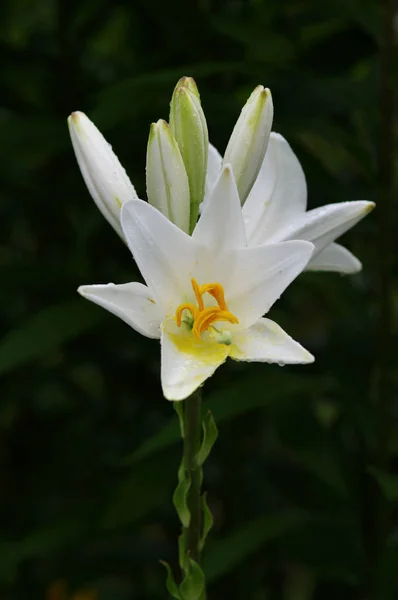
199,492,214,552
195,411,218,467
173,461,191,528
160,561,181,599
179,558,206,600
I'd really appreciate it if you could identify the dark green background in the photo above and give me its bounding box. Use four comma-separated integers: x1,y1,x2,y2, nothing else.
1,0,396,598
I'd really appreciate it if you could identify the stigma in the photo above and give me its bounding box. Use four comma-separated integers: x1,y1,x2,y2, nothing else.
175,279,239,341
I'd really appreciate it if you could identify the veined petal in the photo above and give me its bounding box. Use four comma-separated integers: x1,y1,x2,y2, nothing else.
230,318,314,364
272,201,375,255
146,119,190,233
244,133,307,246
306,243,362,274
193,165,246,251
223,86,273,204
68,112,138,239
161,319,229,401
204,143,222,200
225,241,314,329
121,200,202,314
78,282,162,338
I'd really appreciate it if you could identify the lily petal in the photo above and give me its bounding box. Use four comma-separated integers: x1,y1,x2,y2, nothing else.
121,200,202,314
193,165,246,251
307,242,362,274
230,317,314,364
161,319,229,401
78,282,162,338
244,133,307,246
68,112,138,239
225,240,314,329
272,201,375,255
205,143,222,200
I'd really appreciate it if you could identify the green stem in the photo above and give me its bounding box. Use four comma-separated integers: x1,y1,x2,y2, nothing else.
183,388,203,563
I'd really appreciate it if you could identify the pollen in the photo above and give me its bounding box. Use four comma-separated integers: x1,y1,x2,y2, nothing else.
175,279,239,341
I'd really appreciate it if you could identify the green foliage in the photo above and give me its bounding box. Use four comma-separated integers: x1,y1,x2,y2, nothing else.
0,0,395,599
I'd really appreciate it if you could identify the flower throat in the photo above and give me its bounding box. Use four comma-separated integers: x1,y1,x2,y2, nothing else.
175,278,239,341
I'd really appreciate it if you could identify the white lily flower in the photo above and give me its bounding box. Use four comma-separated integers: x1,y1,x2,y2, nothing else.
223,86,273,205
78,166,314,401
206,133,374,274
146,119,190,234
68,111,138,240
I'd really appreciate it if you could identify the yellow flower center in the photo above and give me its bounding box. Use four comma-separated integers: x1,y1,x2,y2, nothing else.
175,278,239,341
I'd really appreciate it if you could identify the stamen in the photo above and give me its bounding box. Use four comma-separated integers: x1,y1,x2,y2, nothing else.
191,278,204,311
193,308,239,341
198,283,228,311
175,303,199,327
175,279,239,342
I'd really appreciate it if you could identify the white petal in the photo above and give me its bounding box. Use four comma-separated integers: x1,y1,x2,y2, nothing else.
205,143,222,199
68,112,138,239
306,243,362,274
230,318,314,364
243,132,307,246
161,320,229,401
273,201,375,254
146,120,190,233
78,282,162,338
193,165,246,251
225,240,314,329
223,86,273,204
120,200,202,314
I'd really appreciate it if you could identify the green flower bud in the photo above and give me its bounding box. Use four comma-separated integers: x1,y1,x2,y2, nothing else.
169,77,209,233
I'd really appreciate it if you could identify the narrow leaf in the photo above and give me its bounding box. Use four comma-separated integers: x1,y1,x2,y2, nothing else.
195,411,218,467
173,462,191,528
180,558,206,600
368,467,398,501
0,300,107,376
160,561,181,599
203,511,304,582
126,374,326,464
199,492,214,552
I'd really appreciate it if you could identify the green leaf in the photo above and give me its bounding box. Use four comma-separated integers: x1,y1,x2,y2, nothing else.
160,561,181,599
199,492,214,552
178,533,187,572
195,411,218,467
173,461,191,528
126,374,326,464
368,467,398,501
180,558,206,600
0,299,107,376
102,453,174,528
203,511,304,583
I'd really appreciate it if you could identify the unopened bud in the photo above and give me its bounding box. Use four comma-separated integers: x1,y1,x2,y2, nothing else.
223,86,273,205
146,120,190,233
68,111,138,240
169,77,208,233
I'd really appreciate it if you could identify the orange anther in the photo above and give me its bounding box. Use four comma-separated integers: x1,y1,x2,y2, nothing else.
175,280,238,341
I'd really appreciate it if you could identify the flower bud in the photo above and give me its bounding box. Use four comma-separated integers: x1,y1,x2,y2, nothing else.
169,77,208,233
223,86,273,205
146,119,190,233
68,111,138,240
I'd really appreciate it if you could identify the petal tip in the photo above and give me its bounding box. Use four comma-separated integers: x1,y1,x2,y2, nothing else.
304,351,315,364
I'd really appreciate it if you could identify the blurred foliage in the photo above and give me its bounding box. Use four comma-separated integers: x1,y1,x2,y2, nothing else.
0,0,397,599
